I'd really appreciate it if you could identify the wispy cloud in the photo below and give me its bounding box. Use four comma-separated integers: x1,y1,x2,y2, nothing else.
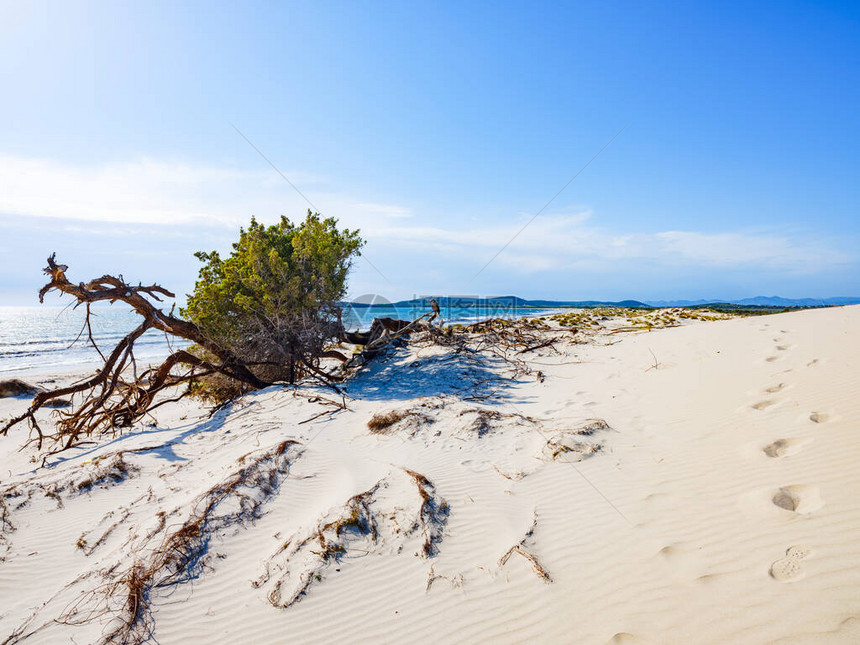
366,212,854,275
0,155,409,228
1,154,854,303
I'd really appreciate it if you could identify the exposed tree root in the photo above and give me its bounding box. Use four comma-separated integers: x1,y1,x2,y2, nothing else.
425,565,465,592
418,317,570,380
255,467,448,608
2,440,306,645
1,452,140,560
498,512,551,583
1,255,271,451
95,440,300,644
543,419,610,462
458,409,537,438
404,469,449,557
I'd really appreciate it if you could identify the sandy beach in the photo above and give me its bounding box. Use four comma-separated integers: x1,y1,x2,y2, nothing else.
4,1,858,642
1,305,859,644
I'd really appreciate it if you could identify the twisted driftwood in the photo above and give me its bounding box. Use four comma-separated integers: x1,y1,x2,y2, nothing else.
1,258,439,453
1,255,271,451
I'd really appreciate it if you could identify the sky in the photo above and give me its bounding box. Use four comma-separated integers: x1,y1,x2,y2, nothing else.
1,0,858,305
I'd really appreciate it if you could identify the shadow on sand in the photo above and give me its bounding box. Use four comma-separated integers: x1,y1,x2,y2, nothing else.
345,345,531,405
43,399,251,469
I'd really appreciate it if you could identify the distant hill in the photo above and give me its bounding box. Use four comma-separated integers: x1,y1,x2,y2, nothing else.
645,296,860,308
644,299,717,308
347,295,860,311
386,296,652,309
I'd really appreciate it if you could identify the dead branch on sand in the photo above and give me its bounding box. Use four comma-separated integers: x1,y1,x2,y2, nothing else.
0,259,442,454
1,255,271,451
56,440,301,645
255,467,448,609
498,512,551,583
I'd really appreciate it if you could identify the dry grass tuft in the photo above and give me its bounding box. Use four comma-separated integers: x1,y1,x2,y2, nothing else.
74,453,138,494
457,408,536,438
256,468,449,609
1,452,140,565
367,410,409,433
543,419,610,461
499,544,552,582
0,494,13,533
57,440,301,644
76,508,131,556
404,468,450,557
498,512,551,583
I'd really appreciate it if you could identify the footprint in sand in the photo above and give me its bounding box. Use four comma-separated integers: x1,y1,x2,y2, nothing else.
644,492,668,502
765,383,786,393
807,359,819,367
765,356,780,363
809,412,829,424
763,437,812,458
658,545,684,559
786,545,813,559
775,345,792,351
769,557,802,581
607,633,639,644
695,572,728,585
770,545,813,582
752,399,778,411
772,485,823,514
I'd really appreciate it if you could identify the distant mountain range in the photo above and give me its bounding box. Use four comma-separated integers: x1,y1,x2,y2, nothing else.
355,296,653,309
349,295,860,310
643,296,860,308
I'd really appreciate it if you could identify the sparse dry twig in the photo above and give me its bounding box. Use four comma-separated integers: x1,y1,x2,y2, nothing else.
498,512,551,583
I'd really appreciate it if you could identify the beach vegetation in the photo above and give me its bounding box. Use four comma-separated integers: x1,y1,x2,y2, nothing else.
184,211,364,386
367,410,409,432
1,214,364,449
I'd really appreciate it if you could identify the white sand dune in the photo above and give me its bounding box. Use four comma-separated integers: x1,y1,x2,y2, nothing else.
1,305,859,644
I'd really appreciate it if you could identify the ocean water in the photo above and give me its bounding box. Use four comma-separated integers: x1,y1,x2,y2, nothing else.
0,302,560,376
342,304,562,331
342,299,562,329
0,306,191,376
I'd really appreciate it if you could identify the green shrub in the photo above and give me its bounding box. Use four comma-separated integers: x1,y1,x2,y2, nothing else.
183,211,364,384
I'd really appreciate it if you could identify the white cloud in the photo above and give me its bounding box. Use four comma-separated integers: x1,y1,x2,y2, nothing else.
365,213,853,275
0,154,853,295
0,155,409,228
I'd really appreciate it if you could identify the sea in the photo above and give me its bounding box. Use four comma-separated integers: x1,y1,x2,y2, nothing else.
0,302,562,376
0,306,192,376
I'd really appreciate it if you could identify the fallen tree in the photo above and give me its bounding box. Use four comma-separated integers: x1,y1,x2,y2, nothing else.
0,256,436,453
0,253,550,456
0,214,371,452
0,255,276,451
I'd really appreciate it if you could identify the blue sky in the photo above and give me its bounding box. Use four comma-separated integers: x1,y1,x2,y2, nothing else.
1,0,858,305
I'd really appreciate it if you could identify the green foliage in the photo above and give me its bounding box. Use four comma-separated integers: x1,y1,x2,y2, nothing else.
183,211,364,383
